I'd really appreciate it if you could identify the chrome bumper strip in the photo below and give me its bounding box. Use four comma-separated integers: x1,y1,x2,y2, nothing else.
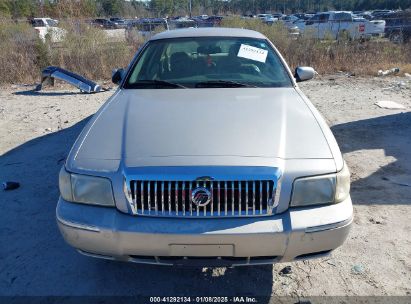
305,216,353,233
56,216,100,232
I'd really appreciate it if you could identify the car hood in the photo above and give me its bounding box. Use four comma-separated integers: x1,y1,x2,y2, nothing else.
70,88,333,171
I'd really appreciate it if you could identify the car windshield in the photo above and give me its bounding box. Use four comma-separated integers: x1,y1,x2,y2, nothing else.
124,37,292,89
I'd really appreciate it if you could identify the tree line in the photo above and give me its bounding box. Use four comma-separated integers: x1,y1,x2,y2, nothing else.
1,0,410,19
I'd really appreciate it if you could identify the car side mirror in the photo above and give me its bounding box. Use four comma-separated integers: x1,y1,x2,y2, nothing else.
112,68,125,85
295,66,315,82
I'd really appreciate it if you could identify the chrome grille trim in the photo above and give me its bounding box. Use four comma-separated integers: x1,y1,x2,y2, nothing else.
231,181,234,216
154,182,158,215
182,182,186,216
224,181,228,216
252,181,256,215
175,181,179,215
130,179,276,218
140,181,144,214
168,182,171,215
161,181,165,215
238,181,242,216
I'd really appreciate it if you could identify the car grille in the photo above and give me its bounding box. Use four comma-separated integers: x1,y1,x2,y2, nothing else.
129,180,276,217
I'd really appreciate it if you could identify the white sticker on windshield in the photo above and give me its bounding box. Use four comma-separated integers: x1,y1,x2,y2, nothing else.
237,44,268,63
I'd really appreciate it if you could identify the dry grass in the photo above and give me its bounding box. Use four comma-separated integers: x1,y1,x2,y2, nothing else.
51,21,134,81
0,22,40,83
0,17,410,85
0,20,138,84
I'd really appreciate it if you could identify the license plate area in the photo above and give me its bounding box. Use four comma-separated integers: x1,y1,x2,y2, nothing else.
169,244,234,257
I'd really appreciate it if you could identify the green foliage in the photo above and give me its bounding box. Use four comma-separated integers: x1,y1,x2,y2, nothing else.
0,21,40,83
2,0,410,18
98,0,123,16
149,0,189,16
0,1,11,18
8,0,37,18
50,21,132,80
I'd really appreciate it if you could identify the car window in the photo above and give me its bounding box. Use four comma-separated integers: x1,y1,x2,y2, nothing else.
334,13,352,22
124,37,292,89
309,15,320,23
318,14,330,23
32,19,45,27
46,19,58,27
133,21,168,32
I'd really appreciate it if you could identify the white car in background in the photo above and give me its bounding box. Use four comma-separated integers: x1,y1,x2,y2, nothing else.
31,18,65,42
281,15,300,28
300,11,385,39
354,16,386,37
257,14,278,24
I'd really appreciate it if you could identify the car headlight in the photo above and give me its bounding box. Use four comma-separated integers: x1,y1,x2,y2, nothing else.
291,162,350,207
59,167,115,206
335,162,350,203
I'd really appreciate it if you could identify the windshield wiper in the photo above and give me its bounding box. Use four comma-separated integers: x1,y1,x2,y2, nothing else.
194,80,257,88
135,80,187,89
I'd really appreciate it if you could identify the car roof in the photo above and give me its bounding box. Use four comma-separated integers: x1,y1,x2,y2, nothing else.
150,27,267,41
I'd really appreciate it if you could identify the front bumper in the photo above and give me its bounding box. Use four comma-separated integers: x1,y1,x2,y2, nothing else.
56,197,353,266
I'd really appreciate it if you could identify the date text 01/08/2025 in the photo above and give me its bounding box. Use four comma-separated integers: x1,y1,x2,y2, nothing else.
149,296,258,303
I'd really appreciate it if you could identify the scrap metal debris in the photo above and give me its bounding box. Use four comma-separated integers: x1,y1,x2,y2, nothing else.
378,68,400,76
2,181,20,191
351,264,365,275
35,66,108,93
382,80,409,92
279,265,292,276
375,100,406,110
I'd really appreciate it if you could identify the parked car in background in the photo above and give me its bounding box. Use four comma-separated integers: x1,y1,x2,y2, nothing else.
242,14,255,19
257,13,272,20
353,15,386,37
293,13,314,20
293,18,308,31
57,27,352,267
257,13,279,24
109,17,128,28
281,14,300,27
30,17,65,42
384,11,411,43
301,11,384,40
372,10,395,19
194,15,223,27
272,13,286,19
126,18,169,42
263,15,278,25
168,17,197,29
205,15,224,27
91,18,117,29
355,12,373,20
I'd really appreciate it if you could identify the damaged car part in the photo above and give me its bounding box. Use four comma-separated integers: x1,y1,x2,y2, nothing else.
36,66,102,93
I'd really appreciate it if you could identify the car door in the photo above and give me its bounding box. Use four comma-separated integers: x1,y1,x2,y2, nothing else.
317,13,331,39
305,14,321,38
332,12,355,39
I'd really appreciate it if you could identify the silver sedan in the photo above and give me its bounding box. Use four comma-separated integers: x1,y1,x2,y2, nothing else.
57,27,352,267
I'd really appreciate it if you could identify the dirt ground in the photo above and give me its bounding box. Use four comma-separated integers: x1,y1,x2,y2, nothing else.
0,75,410,299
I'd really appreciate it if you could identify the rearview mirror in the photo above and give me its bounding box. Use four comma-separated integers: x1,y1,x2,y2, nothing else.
112,68,125,85
295,66,315,82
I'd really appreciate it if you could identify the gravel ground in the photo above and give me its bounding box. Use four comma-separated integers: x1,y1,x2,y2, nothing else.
0,76,410,299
